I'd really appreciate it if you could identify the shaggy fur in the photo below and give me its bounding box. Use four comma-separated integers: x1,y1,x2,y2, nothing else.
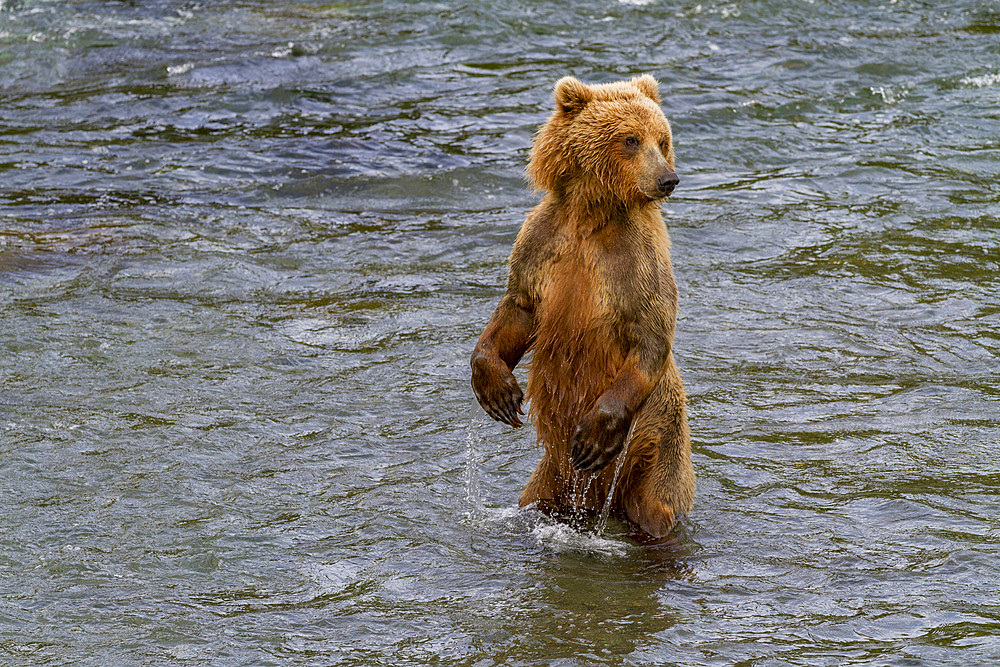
471,75,694,538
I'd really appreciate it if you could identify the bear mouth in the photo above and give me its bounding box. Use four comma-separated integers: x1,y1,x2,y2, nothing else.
642,188,671,201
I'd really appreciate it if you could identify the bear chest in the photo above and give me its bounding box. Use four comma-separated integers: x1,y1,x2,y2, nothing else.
535,237,659,329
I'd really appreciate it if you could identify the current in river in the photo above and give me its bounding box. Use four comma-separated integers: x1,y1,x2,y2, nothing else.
1,1,999,664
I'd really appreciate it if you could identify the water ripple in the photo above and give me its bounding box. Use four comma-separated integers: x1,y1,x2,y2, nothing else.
2,0,999,664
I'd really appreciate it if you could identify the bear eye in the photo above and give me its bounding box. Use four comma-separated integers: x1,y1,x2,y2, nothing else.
624,136,640,150
659,138,670,152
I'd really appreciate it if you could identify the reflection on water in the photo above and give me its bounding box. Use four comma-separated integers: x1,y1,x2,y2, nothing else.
2,0,999,663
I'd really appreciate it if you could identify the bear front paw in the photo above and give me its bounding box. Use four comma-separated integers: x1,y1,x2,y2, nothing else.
471,353,524,428
570,406,631,472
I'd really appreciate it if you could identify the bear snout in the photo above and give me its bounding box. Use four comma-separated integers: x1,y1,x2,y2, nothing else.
657,172,679,197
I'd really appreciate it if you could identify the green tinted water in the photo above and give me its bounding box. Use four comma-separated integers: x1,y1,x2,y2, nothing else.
1,1,999,664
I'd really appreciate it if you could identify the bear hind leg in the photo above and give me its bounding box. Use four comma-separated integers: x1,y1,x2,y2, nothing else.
518,454,560,511
624,492,676,539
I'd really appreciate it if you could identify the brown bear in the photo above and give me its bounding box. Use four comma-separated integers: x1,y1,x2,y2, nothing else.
470,74,694,539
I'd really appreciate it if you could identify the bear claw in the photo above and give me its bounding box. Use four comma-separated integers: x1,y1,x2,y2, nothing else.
569,407,629,471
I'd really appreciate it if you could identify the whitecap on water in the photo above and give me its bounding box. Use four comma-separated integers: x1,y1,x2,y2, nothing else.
167,62,194,76
960,72,1000,88
870,85,909,105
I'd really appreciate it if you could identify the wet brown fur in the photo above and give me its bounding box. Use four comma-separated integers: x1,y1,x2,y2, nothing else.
471,75,694,538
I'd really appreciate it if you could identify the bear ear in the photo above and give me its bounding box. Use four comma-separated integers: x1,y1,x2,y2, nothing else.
631,74,661,104
554,76,593,114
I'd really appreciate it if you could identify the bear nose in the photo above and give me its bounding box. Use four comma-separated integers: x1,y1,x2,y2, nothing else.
657,172,679,196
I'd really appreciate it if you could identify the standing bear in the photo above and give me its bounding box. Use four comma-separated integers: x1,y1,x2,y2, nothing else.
471,74,694,539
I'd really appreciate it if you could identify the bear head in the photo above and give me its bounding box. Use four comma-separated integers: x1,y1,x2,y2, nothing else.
527,75,677,206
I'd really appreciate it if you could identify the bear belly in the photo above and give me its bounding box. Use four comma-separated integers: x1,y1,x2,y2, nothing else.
524,263,626,486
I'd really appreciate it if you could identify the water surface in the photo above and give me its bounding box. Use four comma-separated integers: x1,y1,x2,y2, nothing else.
2,0,999,664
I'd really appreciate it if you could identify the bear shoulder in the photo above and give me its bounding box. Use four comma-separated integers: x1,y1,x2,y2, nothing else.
506,197,562,303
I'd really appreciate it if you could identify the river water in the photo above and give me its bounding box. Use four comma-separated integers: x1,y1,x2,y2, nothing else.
2,1,999,664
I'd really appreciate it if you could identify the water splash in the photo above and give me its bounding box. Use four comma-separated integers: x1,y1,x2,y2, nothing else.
595,417,637,536
960,72,1000,88
464,403,484,520
568,463,598,526
531,521,630,558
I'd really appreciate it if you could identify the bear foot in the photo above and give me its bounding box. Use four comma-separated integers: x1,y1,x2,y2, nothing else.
626,497,676,540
